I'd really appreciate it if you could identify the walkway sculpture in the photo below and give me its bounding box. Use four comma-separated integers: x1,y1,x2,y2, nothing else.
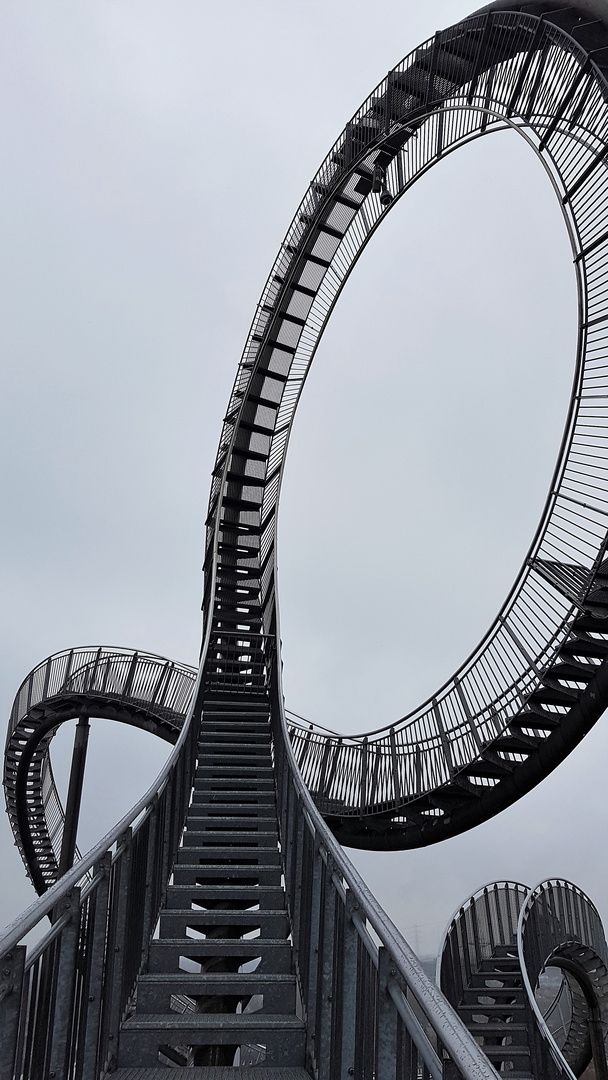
2,2,608,1077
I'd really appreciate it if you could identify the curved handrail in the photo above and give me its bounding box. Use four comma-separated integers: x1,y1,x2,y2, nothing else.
437,876,608,1078
435,879,530,987
0,656,203,960
517,877,608,1079
272,577,500,1078
4,645,198,892
200,7,608,848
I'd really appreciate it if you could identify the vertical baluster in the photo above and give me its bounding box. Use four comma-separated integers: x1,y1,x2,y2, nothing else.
48,887,81,1080
0,944,26,1080
158,782,173,911
29,940,57,1079
339,889,359,1080
100,831,132,1074
317,856,337,1080
81,853,111,1080
305,839,323,1072
290,799,305,957
140,804,159,972
376,947,399,1080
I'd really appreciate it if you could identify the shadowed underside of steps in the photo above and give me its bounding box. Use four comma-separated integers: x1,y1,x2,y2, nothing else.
115,696,308,1074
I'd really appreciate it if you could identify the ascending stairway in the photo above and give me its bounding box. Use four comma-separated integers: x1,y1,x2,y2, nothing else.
439,880,608,1080
114,695,307,1074
454,942,536,1078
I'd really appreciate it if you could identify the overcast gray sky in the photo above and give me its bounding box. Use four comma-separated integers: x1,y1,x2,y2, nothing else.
0,0,604,959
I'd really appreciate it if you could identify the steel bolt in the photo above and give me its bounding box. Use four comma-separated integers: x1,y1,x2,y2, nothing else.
348,1069,354,1075
2,968,11,976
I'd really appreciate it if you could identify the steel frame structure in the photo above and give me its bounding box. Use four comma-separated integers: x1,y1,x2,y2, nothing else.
3,2,608,1078
438,877,608,1077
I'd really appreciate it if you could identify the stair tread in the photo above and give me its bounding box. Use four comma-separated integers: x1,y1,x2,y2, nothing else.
161,909,286,918
138,972,296,984
150,937,291,946
113,1068,310,1079
122,1013,304,1030
459,1003,525,1012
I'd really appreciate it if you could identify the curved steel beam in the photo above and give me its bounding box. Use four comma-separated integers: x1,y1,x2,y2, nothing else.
438,877,608,1078
8,5,608,875
199,3,608,847
3,647,196,892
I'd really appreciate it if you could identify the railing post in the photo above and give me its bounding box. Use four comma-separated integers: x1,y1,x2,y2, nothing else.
377,947,399,1080
140,802,159,969
81,853,111,1080
290,799,305,955
159,779,175,900
317,855,338,1080
100,831,132,1075
340,889,359,1080
0,944,26,1080
48,886,81,1080
305,839,323,1073
57,714,90,876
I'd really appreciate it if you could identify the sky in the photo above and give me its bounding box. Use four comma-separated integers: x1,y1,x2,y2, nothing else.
0,0,605,960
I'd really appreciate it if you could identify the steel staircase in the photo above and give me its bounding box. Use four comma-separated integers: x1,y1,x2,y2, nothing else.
7,3,608,1078
439,880,608,1080
114,694,306,1073
448,942,537,1078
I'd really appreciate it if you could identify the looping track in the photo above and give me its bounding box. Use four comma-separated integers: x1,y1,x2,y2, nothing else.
7,1,608,889
438,878,608,1077
3,648,195,892
4,5,608,1079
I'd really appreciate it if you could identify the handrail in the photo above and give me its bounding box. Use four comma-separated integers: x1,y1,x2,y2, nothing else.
4,645,198,893
517,878,608,1080
435,879,530,988
0,659,203,961
199,6,608,851
272,586,500,1079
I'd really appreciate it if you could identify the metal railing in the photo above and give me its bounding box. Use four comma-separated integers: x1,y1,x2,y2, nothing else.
517,878,608,1079
271,649,499,1080
3,646,197,892
201,7,608,844
436,877,608,1080
0,662,202,1080
0,640,501,1080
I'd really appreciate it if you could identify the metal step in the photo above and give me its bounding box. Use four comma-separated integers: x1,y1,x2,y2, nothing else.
112,1069,311,1080
136,972,297,1013
158,909,289,938
166,885,285,910
186,814,278,826
177,850,281,869
147,939,294,974
172,865,282,886
118,1014,306,1068
458,1002,526,1015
